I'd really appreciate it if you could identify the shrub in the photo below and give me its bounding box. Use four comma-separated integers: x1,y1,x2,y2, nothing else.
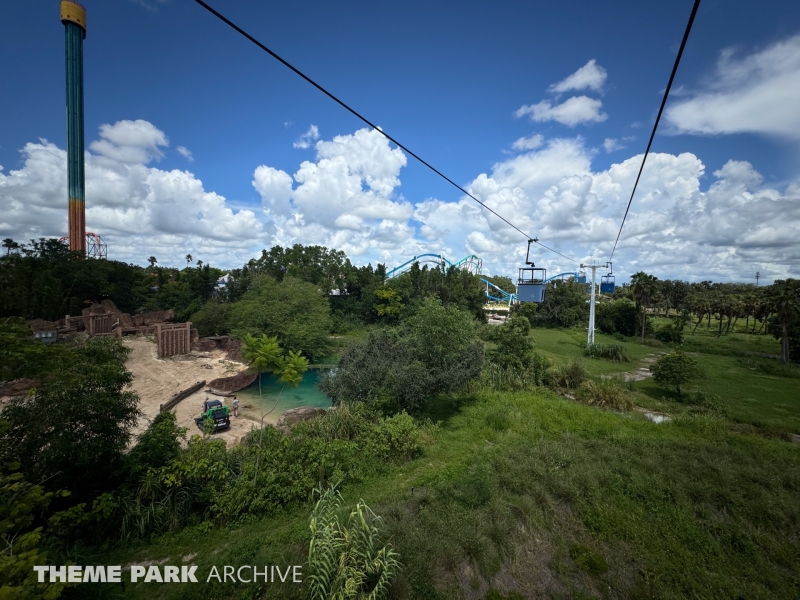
583,342,630,362
548,358,587,389
367,412,422,462
478,352,551,392
654,317,687,345
512,301,538,325
650,351,703,395
321,300,484,412
574,379,633,411
686,391,727,415
127,412,187,480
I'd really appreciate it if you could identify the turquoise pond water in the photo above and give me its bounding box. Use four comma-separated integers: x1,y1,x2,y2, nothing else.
235,370,332,417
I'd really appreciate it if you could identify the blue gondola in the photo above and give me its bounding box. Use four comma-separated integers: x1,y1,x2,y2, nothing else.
517,239,547,303
600,273,615,294
575,270,587,284
518,267,547,302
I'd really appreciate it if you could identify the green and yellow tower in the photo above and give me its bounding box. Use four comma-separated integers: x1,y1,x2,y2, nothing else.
61,0,87,253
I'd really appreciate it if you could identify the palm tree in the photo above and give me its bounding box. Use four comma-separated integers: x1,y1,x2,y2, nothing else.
630,272,659,343
2,238,19,255
147,256,157,268
772,279,800,363
197,260,203,269
241,333,281,399
185,254,192,266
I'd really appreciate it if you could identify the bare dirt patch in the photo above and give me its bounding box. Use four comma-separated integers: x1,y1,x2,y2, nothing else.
124,337,270,447
619,353,664,382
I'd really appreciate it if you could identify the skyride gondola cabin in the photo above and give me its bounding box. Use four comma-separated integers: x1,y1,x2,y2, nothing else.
600,273,615,294
516,239,547,303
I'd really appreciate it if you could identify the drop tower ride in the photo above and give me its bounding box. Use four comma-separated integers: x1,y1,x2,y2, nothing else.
61,0,87,253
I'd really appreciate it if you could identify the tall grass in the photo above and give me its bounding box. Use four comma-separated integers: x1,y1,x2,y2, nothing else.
582,342,630,362
548,358,588,389
574,378,633,411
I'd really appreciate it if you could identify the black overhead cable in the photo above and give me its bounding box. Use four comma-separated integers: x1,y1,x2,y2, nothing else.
194,0,580,266
609,0,701,261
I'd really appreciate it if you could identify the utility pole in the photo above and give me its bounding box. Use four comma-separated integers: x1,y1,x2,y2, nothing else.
756,272,760,287
581,262,608,346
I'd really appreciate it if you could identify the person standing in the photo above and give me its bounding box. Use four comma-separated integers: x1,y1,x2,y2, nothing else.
232,395,239,418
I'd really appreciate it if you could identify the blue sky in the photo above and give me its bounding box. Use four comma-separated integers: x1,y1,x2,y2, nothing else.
2,0,799,284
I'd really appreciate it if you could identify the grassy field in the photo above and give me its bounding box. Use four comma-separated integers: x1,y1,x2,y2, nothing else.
98,324,800,600
529,323,800,436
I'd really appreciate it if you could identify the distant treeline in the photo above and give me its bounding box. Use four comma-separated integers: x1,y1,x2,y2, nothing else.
0,238,221,322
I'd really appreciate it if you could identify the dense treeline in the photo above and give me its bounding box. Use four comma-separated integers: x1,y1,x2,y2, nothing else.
604,273,800,362
0,238,222,322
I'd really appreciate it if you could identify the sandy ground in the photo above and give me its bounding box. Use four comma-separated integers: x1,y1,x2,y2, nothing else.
124,337,274,447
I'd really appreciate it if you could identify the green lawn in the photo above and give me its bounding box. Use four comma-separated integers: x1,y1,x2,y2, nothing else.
529,327,652,376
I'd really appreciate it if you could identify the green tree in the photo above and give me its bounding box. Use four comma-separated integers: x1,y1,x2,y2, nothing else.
0,338,141,500
406,297,483,393
595,299,645,338
2,238,19,255
229,276,332,361
486,315,534,372
320,299,483,411
0,469,68,600
484,274,515,294
241,333,282,400
373,286,404,321
533,280,589,328
631,272,659,342
650,351,703,395
190,298,232,337
185,253,192,266
148,256,157,268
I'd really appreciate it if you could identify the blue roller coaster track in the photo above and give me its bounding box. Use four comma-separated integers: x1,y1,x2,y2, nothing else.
386,254,579,305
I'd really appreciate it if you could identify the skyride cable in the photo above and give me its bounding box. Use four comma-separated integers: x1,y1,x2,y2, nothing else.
609,0,701,261
194,0,580,266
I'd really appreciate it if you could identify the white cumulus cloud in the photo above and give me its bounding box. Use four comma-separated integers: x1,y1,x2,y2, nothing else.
511,134,544,151
666,34,800,139
89,120,169,164
0,124,265,267
2,120,799,284
176,146,194,161
603,138,625,153
293,124,320,149
515,96,607,127
549,59,608,93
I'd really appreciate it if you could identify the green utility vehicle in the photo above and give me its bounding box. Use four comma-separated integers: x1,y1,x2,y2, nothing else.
196,399,230,431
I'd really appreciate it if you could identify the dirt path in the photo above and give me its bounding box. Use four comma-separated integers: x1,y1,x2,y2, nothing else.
124,337,272,447
620,353,664,382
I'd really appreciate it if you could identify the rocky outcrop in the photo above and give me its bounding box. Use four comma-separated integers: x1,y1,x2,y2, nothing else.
277,406,327,430
196,335,242,362
207,371,257,393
